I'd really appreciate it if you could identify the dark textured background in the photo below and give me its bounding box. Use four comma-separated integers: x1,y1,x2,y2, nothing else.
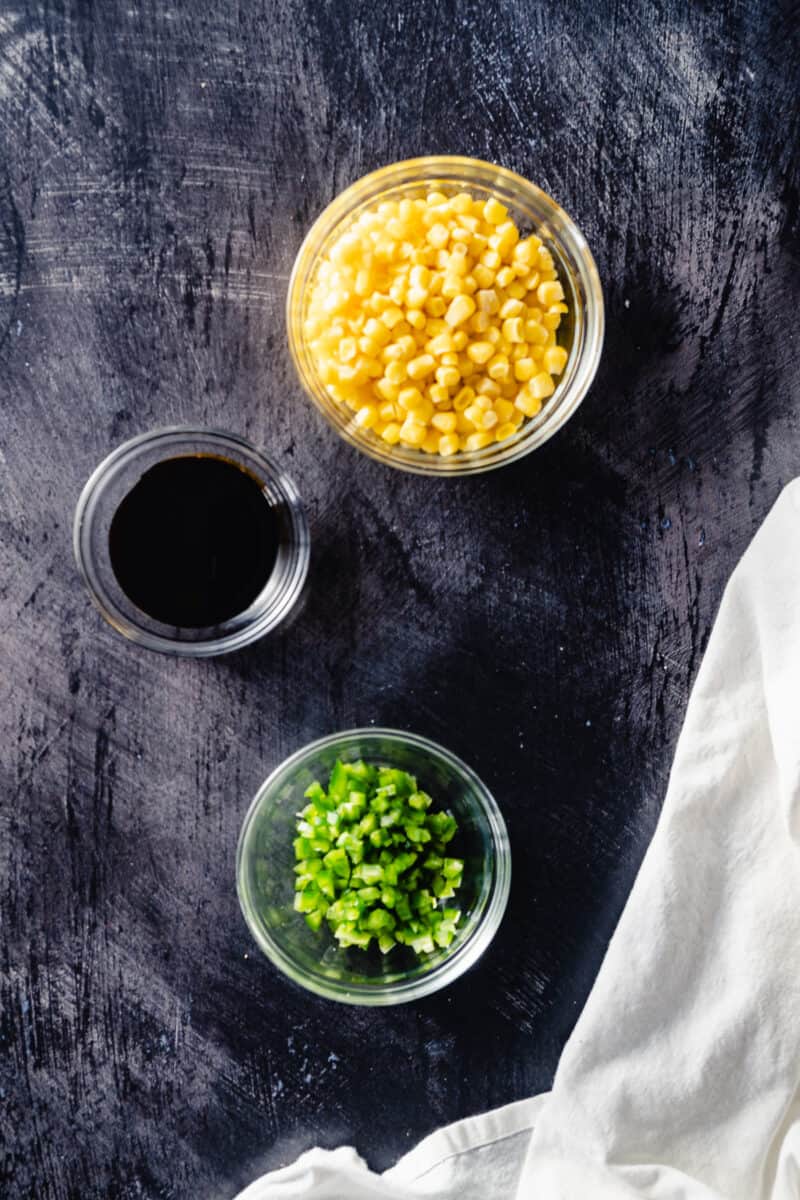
1,1,799,1196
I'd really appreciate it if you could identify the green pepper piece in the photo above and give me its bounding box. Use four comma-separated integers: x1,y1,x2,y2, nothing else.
364,907,395,933
323,847,351,879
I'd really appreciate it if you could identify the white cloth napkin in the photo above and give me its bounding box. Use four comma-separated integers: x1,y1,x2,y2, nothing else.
236,479,800,1200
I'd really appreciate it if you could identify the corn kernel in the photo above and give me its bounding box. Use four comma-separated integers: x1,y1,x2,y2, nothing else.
514,357,537,382
448,192,470,214
464,430,495,451
424,296,447,318
407,354,436,380
354,404,378,429
406,308,426,329
379,400,398,422
426,223,450,248
406,284,428,308
435,365,461,389
477,289,499,314
331,232,362,266
438,433,460,456
410,265,430,288
364,317,391,345
429,384,451,406
375,378,399,402
452,330,469,350
495,266,516,289
524,320,548,345
453,386,476,411
397,386,425,412
542,313,562,331
537,280,564,307
483,197,508,225
431,411,457,433
385,360,407,385
481,409,499,429
338,337,358,362
441,274,464,299
425,318,448,337
529,371,556,400
399,416,427,446
495,220,519,252
480,249,501,271
513,236,542,266
544,345,569,375
473,264,495,288
488,354,510,382
466,340,494,364
444,294,476,327
449,254,472,277
514,388,543,418
476,378,501,398
381,422,402,445
463,403,485,428
494,399,515,422
495,421,518,441
469,311,491,333
507,282,526,300
502,317,524,343
499,298,524,319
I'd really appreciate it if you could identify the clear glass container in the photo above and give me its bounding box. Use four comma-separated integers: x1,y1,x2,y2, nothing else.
236,728,511,1005
287,155,604,476
73,427,310,656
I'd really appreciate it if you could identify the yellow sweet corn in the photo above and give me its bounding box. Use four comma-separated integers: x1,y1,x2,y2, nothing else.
543,345,569,375
444,294,476,327
466,341,494,365
431,411,457,433
305,187,571,456
529,371,556,400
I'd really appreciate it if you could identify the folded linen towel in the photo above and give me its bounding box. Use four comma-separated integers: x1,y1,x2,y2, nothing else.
236,479,800,1200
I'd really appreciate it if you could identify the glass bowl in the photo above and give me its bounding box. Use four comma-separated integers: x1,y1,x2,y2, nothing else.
287,155,604,476
236,728,511,1005
73,427,310,657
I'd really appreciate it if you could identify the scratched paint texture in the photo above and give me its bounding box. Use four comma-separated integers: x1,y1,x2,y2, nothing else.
0,0,798,1196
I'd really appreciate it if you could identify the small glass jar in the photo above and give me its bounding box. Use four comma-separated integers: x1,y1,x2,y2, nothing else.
237,728,511,1005
73,427,310,656
287,156,604,476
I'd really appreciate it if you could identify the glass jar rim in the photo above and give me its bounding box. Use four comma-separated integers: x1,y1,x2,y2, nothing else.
73,426,310,657
287,156,604,476
236,727,512,1005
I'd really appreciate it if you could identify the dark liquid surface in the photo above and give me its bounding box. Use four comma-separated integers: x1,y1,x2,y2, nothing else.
109,456,279,628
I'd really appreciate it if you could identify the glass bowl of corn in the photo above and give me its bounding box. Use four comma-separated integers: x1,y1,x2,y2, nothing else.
287,156,604,476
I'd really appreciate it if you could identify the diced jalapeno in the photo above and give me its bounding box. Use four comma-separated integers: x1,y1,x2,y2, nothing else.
292,759,464,957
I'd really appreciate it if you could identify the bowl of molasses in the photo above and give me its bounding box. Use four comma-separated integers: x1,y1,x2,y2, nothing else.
73,428,309,656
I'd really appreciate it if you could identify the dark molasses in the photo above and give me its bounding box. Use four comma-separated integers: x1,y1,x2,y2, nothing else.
108,456,279,628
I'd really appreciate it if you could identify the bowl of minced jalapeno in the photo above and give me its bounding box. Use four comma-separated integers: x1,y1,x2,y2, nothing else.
236,729,510,1004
